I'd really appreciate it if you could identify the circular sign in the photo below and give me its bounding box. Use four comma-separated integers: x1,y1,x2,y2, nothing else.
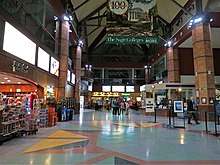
108,0,129,15
2,0,21,14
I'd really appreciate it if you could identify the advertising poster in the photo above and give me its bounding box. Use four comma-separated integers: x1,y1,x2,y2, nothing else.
67,70,71,82
106,0,158,44
145,98,154,112
50,57,59,76
38,48,50,72
173,101,183,113
71,73,75,84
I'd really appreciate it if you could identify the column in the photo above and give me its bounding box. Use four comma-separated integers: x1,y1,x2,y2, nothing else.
55,20,70,99
71,46,82,114
192,22,215,120
145,66,151,84
167,48,180,83
132,68,135,84
102,68,105,84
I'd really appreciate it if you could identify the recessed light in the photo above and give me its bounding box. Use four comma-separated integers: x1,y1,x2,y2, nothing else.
4,77,8,80
1,82,5,84
7,80,11,82
18,82,21,84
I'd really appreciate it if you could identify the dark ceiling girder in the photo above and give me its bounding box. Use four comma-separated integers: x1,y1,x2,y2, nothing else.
87,14,107,21
82,26,101,40
79,2,107,23
89,28,106,52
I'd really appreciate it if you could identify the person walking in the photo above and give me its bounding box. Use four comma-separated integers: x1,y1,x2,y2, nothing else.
187,96,200,124
125,101,129,115
112,99,119,115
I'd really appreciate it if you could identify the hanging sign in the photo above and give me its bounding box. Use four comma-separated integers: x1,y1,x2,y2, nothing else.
108,0,129,15
106,0,158,44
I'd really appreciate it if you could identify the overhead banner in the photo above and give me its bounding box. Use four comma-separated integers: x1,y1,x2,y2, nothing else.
106,0,158,44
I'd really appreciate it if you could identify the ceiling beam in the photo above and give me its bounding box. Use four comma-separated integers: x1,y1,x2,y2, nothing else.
87,14,107,21
89,27,106,51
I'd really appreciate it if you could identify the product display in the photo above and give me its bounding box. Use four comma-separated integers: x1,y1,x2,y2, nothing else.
0,94,41,144
39,108,48,128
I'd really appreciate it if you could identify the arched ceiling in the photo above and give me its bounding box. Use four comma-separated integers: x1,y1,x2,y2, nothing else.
67,0,218,64
70,0,192,49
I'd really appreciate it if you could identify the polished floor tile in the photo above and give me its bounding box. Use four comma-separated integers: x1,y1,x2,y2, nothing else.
0,109,220,165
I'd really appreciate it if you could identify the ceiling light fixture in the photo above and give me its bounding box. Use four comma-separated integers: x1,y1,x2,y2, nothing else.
7,80,11,82
164,40,173,48
4,77,8,80
78,40,84,48
188,15,204,28
62,13,73,22
54,16,58,21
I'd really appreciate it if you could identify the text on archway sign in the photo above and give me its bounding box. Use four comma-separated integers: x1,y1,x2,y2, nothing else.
106,36,159,44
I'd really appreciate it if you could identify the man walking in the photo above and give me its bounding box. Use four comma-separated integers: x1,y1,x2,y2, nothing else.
187,96,200,124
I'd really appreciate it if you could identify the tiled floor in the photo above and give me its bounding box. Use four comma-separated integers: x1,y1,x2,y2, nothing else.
0,109,220,165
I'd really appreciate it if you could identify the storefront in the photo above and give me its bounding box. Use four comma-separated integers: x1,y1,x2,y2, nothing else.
92,89,141,109
140,83,196,109
0,19,63,141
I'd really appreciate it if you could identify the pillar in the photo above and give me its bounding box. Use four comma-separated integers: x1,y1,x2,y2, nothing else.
132,68,135,84
192,22,215,120
145,66,151,84
71,46,82,114
102,68,105,84
167,48,180,83
55,20,70,100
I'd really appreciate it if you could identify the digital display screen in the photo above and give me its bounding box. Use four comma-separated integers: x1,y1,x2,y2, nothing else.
71,73,75,84
3,22,36,65
50,57,59,76
67,70,71,82
112,86,125,92
37,47,50,71
102,86,111,92
126,86,134,92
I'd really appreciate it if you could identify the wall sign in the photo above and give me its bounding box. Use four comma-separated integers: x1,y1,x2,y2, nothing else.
50,57,59,76
11,61,28,73
145,98,155,112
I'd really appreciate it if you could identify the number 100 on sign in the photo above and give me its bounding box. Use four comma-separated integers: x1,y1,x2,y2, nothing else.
108,0,128,15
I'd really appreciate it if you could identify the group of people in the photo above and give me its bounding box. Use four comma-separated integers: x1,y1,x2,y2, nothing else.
93,96,200,123
111,99,129,115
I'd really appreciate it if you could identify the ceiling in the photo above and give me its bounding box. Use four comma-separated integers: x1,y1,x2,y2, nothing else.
179,28,220,48
68,0,220,63
0,73,31,85
70,0,190,49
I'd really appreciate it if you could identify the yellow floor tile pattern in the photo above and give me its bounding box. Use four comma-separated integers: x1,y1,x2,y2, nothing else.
140,123,160,128
22,130,88,154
